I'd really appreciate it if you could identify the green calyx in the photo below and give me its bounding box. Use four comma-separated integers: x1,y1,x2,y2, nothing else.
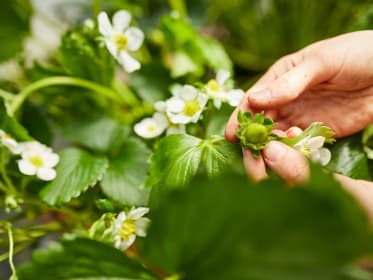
236,111,276,158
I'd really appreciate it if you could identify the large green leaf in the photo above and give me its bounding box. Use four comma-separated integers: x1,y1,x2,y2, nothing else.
327,134,371,180
147,134,238,189
61,116,129,154
40,148,109,206
17,238,159,280
60,24,115,85
139,168,373,280
0,0,32,62
101,138,151,206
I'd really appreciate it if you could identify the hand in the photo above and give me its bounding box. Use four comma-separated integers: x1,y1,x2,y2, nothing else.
226,30,373,141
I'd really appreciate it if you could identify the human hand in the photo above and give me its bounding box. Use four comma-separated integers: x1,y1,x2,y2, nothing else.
226,30,373,142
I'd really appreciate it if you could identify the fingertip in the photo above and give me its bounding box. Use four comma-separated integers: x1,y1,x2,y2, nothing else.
242,148,268,182
286,126,303,138
263,141,309,184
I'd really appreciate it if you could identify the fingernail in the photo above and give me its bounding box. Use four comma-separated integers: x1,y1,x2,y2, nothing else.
264,141,286,162
249,89,272,101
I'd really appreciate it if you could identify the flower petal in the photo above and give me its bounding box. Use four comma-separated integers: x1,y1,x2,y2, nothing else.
37,168,56,181
153,112,168,128
105,39,118,57
119,234,136,250
128,207,149,219
125,27,144,51
307,136,325,149
226,89,245,106
181,85,197,100
135,217,151,237
18,160,37,176
168,114,190,124
216,69,230,85
112,10,131,32
118,51,140,72
318,147,332,166
166,97,184,113
154,101,166,112
98,12,114,36
45,153,60,168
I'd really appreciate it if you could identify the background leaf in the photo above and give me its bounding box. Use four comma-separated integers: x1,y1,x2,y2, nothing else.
61,116,129,154
140,168,373,280
327,134,372,180
101,138,151,206
17,238,159,280
40,148,109,206
0,0,32,62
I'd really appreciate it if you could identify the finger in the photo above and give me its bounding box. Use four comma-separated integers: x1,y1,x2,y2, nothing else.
286,126,303,138
263,141,309,184
242,148,268,182
248,57,328,109
334,174,373,223
225,100,251,143
271,129,287,137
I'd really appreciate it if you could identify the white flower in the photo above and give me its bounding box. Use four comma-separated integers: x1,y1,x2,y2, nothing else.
165,85,208,124
134,113,168,139
98,10,144,73
17,141,59,181
113,207,150,250
294,136,331,166
154,101,186,135
0,60,23,82
204,69,245,109
0,130,22,154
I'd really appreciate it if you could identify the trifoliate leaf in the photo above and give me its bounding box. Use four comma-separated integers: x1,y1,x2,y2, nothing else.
17,238,159,280
101,138,151,206
147,134,238,189
40,148,109,206
139,168,373,280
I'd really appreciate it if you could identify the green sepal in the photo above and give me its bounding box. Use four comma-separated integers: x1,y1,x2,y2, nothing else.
281,122,335,147
236,111,275,157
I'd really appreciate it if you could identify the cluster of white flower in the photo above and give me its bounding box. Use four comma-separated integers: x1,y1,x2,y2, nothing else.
0,130,59,181
98,10,144,73
294,136,331,166
134,70,245,139
113,207,150,250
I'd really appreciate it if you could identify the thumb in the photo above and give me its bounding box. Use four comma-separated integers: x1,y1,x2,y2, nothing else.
263,141,309,184
248,58,326,109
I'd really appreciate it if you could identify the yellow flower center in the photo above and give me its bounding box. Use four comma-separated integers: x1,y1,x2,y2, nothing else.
119,219,136,240
111,33,128,51
147,124,157,133
29,156,44,168
183,100,200,117
205,79,222,95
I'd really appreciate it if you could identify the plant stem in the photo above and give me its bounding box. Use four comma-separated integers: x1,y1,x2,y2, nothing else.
6,223,18,280
0,89,14,100
0,150,17,194
10,76,123,114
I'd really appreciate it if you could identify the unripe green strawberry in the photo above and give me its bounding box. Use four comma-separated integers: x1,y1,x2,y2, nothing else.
242,123,268,144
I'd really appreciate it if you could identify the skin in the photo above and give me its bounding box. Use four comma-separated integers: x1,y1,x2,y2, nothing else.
225,31,373,220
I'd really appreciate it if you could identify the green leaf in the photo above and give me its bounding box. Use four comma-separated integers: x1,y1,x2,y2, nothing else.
139,168,373,280
17,238,159,280
40,148,109,206
0,103,32,141
171,50,203,78
60,24,115,85
61,116,129,154
101,138,151,206
0,0,32,62
147,134,238,189
362,124,373,159
327,134,371,180
129,62,172,102
196,37,233,73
